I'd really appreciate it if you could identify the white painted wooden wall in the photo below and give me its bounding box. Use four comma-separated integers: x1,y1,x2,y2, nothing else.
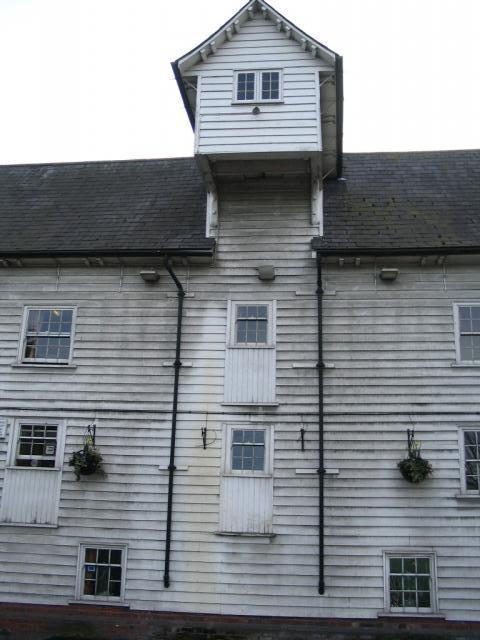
190,14,332,157
0,180,479,621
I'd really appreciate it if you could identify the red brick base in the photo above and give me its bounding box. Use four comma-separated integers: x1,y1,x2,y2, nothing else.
1,603,480,640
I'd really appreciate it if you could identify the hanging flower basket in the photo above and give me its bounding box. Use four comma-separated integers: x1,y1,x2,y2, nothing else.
68,427,105,480
397,429,433,484
398,456,432,483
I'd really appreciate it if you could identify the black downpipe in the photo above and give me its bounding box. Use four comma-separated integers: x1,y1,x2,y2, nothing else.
163,258,185,589
317,253,325,595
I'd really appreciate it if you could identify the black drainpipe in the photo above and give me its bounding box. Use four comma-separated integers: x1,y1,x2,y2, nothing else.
316,252,325,595
163,258,185,589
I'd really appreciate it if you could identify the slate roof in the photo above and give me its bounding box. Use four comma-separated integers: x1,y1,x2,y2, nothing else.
0,157,214,257
314,150,480,254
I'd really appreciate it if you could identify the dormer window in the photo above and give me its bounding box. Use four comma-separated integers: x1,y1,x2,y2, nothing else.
234,70,282,103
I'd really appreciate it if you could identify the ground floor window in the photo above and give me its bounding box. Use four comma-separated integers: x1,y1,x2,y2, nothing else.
384,552,436,614
77,544,127,601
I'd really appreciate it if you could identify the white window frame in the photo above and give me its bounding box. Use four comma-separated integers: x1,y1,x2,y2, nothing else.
453,303,480,365
458,427,480,494
383,551,438,615
76,543,128,603
232,69,283,104
226,301,276,349
6,417,66,471
17,306,77,366
223,423,273,478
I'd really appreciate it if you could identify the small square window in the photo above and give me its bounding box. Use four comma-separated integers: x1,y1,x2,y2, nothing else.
460,429,480,492
14,422,59,468
78,544,126,601
454,304,480,363
20,307,76,365
234,70,282,103
385,553,436,613
225,424,271,476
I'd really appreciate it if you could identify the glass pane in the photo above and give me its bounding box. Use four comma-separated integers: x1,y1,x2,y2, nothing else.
232,431,244,444
232,456,242,470
417,576,430,590
20,425,33,436
85,547,97,562
96,566,109,596
110,566,122,580
19,442,31,455
252,451,264,470
404,558,416,573
465,461,478,476
460,335,473,361
32,443,44,456
473,335,480,359
416,557,430,573
254,431,265,444
257,305,268,319
84,580,95,595
403,575,416,590
390,575,402,590
110,549,122,565
98,549,109,564
61,309,73,323
256,321,267,343
236,320,247,343
418,591,431,608
390,591,403,607
243,445,253,458
27,310,39,331
246,322,257,342
465,445,478,460
459,306,472,332
404,591,416,607
109,581,121,597
389,558,402,573
243,431,254,443
232,444,242,458
236,306,248,318
466,474,479,490
465,431,478,446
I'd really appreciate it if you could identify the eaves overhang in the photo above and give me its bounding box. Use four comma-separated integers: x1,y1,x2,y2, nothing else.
312,243,480,257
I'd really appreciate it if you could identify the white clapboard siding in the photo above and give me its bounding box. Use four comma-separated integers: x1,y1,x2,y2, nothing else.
220,476,273,534
0,176,480,621
224,347,276,403
0,468,61,525
188,14,330,156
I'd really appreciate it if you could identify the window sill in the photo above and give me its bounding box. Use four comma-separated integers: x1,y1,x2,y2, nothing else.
377,613,445,620
0,521,58,528
231,100,284,106
5,466,60,472
11,362,77,370
227,344,275,350
221,402,278,407
455,493,480,501
68,600,129,609
215,531,276,539
451,362,480,368
222,472,272,479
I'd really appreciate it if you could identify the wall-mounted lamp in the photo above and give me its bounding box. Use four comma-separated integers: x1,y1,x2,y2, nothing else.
257,265,276,281
140,269,160,283
252,106,261,115
379,267,399,282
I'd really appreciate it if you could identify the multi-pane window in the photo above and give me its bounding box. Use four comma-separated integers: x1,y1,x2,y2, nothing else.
15,422,58,468
236,72,255,101
455,304,480,362
387,556,433,612
231,429,265,471
261,71,280,100
463,430,480,491
22,308,74,364
235,304,268,345
234,70,282,102
82,547,124,599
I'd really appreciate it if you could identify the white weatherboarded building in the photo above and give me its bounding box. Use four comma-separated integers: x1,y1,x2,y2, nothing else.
0,0,479,625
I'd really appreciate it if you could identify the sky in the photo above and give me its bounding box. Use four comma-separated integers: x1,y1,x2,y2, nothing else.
0,0,479,165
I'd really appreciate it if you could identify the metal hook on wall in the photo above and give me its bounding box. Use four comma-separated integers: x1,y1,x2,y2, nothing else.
85,423,96,447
